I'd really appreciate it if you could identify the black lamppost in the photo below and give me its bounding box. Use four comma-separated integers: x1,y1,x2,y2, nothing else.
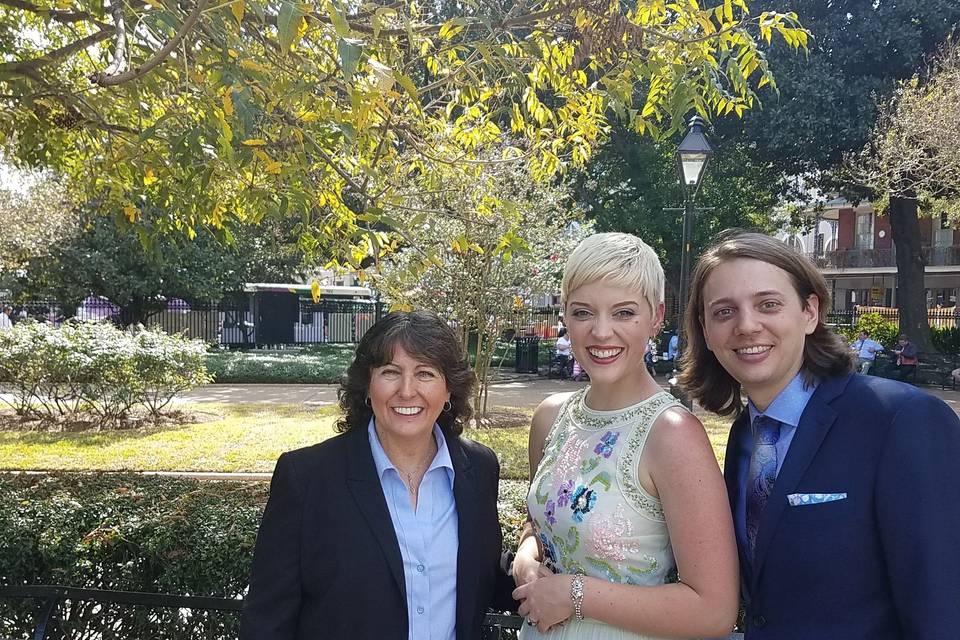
668,115,712,407
675,114,713,351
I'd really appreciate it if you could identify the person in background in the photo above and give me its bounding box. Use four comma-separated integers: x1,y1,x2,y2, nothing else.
644,336,658,377
667,332,679,363
0,305,13,331
555,328,572,378
891,333,919,382
680,231,960,638
241,310,514,640
849,329,884,375
512,232,738,639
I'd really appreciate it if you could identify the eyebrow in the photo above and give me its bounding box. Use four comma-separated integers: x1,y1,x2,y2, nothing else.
706,290,786,307
568,300,640,307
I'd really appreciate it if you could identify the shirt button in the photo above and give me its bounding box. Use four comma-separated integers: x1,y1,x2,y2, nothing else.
417,606,425,615
416,564,425,573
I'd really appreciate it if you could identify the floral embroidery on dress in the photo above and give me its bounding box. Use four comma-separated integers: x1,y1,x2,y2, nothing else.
570,485,597,522
556,479,574,507
525,387,680,588
544,499,557,525
593,431,619,457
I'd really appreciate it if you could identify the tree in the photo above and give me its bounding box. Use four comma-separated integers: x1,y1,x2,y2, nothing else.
374,158,590,418
719,0,960,352
0,0,806,266
14,207,306,324
857,37,960,351
0,172,77,289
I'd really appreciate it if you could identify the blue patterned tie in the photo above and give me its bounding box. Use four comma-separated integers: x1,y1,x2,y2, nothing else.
746,415,781,557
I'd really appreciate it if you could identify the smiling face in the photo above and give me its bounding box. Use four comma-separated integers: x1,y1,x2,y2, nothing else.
701,258,819,410
566,281,664,393
368,346,450,444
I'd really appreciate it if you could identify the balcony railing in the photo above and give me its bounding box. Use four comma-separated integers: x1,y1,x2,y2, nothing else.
806,246,960,270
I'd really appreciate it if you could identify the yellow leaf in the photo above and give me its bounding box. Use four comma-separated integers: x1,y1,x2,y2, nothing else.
230,0,244,24
242,138,267,146
222,90,234,116
310,281,321,303
123,203,138,223
240,59,268,73
390,302,413,312
144,168,158,185
227,49,239,58
265,160,282,174
299,110,319,122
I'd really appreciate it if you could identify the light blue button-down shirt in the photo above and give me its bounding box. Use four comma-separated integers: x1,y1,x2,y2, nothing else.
368,419,459,640
851,337,884,361
735,373,817,559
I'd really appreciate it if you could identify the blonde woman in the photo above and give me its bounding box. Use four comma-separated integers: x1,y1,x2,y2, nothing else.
512,233,738,639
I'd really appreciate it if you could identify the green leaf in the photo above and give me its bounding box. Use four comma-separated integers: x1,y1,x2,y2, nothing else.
277,1,304,54
338,38,363,79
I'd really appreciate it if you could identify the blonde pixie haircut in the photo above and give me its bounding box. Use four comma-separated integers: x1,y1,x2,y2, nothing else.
562,232,665,313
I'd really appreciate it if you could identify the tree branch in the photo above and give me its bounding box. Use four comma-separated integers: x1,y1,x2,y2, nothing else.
90,0,210,86
0,28,114,77
0,0,110,28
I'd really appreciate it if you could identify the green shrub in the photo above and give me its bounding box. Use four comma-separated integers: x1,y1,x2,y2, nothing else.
0,473,528,639
932,326,960,355
0,321,210,426
205,345,356,384
853,312,900,348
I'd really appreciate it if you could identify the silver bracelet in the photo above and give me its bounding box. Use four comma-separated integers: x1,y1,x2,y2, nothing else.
570,573,585,621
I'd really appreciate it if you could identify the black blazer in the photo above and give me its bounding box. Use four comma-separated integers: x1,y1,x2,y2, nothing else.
725,373,960,639
240,425,513,640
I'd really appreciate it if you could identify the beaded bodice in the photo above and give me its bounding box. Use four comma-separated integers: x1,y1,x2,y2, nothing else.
526,388,680,585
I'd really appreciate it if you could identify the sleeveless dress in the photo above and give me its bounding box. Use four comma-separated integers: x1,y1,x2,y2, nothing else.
521,388,684,640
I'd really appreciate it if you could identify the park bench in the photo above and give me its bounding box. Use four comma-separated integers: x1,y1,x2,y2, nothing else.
0,584,523,640
870,352,960,389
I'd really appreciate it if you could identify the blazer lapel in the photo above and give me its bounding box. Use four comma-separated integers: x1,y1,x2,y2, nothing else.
724,411,753,591
749,374,849,593
345,427,407,602
448,432,479,640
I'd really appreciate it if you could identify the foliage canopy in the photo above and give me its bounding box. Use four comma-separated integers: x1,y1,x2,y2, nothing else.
1,0,806,261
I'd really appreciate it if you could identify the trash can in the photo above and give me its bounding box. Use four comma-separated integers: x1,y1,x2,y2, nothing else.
515,336,541,373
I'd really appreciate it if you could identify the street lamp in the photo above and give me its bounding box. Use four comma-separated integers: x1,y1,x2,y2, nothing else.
670,115,712,406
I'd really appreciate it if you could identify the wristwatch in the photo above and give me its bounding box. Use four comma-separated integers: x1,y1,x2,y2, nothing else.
570,573,585,621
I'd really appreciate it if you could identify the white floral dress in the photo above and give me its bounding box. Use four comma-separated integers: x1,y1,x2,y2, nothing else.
521,388,684,640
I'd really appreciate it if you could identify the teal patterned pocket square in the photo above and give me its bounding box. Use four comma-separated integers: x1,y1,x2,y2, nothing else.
787,492,847,506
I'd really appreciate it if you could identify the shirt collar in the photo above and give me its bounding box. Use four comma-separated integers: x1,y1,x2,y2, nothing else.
367,417,455,487
747,372,817,428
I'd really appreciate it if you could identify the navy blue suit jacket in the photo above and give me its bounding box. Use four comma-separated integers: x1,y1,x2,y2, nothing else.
724,373,960,639
240,426,514,640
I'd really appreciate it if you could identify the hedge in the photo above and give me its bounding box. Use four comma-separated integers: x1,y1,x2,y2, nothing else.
0,473,528,639
0,321,210,427
204,345,357,384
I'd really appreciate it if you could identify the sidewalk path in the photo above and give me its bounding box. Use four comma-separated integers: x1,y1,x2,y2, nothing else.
179,376,960,413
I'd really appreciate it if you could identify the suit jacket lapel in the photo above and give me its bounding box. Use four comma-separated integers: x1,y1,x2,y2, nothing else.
724,411,753,591
749,374,849,593
345,427,407,603
448,432,479,640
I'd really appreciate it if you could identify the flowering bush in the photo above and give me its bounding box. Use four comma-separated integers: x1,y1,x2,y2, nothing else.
0,320,210,427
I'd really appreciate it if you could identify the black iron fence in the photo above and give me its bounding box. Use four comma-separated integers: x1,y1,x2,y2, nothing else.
827,307,960,329
0,299,566,347
0,585,522,640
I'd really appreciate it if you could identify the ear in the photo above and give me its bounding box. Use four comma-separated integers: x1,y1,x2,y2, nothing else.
651,302,665,334
803,294,820,335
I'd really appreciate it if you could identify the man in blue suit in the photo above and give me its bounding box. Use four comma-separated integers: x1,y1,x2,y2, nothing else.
679,232,960,638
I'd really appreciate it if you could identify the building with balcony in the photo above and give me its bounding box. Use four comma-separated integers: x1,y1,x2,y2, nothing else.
779,198,960,311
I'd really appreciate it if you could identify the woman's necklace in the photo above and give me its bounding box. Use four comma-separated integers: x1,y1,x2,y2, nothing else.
393,440,437,502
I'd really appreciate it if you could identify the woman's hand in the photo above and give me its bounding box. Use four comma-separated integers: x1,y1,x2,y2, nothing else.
513,574,575,633
512,546,553,588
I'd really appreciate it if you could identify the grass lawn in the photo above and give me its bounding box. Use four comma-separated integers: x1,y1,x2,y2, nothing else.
0,403,733,477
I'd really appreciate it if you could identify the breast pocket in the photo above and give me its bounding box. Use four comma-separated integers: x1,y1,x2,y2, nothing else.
783,494,856,523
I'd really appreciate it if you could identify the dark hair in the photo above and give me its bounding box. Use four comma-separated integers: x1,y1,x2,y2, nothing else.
558,327,567,338
337,311,476,435
860,329,870,336
678,231,855,416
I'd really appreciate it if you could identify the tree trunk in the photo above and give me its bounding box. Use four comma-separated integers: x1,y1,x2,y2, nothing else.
888,193,935,353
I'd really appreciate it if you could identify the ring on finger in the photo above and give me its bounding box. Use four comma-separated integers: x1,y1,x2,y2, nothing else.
527,618,537,626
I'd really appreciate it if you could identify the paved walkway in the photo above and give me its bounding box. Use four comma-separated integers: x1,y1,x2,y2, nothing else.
179,376,960,413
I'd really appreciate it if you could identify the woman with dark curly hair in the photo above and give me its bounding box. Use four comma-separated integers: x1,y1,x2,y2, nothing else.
241,310,514,640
